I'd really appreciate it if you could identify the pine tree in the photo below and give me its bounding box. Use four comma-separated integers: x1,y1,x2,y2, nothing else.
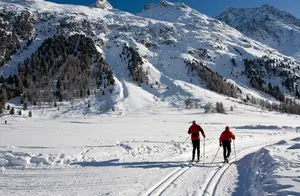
23,102,27,110
28,111,32,117
9,107,15,115
296,88,300,98
219,102,225,114
0,75,5,83
216,102,225,114
205,102,213,113
268,82,273,91
231,58,237,67
0,88,7,107
18,110,22,115
216,102,219,113
20,95,24,104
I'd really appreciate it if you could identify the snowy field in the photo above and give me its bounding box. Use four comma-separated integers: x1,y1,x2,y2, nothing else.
1,106,300,196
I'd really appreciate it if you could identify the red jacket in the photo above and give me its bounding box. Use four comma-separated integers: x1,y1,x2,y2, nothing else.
188,123,205,140
220,126,235,144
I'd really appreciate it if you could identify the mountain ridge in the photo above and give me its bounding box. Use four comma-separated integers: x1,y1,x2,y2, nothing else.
0,0,299,115
217,4,300,58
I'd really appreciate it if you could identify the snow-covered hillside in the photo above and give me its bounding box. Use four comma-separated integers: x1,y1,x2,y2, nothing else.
0,0,299,117
217,4,300,58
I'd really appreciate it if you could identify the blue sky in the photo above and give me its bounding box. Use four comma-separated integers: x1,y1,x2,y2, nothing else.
48,0,300,18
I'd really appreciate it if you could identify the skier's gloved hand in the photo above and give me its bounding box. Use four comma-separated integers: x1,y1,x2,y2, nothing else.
219,144,222,147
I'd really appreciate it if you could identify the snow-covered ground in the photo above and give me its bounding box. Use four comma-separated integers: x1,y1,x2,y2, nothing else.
1,105,300,196
220,137,300,196
0,1,300,195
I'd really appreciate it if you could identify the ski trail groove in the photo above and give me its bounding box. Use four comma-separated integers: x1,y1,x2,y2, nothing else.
143,150,217,196
143,140,266,196
199,142,273,196
143,163,191,196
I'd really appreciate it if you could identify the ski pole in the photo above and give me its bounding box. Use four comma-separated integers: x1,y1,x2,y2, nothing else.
233,140,237,162
203,138,205,166
211,146,221,163
182,135,189,144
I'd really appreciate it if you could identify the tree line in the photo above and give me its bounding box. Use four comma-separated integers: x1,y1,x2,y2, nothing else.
121,44,148,85
184,59,242,99
0,34,115,113
0,10,35,66
243,56,300,100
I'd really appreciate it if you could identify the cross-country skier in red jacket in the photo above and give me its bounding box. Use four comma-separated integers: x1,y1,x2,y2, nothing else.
188,120,206,162
219,126,235,163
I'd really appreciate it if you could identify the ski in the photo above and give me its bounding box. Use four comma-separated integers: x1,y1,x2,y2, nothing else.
188,160,200,166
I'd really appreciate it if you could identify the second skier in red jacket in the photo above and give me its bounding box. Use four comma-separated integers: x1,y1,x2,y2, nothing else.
219,126,235,163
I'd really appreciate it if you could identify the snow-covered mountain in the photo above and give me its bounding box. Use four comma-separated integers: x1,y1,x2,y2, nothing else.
0,0,299,116
90,0,112,9
217,4,300,58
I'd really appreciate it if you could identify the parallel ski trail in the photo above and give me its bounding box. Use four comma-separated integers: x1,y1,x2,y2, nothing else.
143,163,191,196
143,150,218,196
143,139,269,196
199,142,273,196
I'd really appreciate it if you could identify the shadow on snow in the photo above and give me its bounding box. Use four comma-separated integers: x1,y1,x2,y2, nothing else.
71,159,220,169
232,148,299,196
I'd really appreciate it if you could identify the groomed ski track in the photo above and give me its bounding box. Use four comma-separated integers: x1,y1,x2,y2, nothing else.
143,137,294,196
143,149,219,196
199,142,271,196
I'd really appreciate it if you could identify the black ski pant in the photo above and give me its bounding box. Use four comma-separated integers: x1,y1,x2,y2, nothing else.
222,140,231,161
192,140,200,160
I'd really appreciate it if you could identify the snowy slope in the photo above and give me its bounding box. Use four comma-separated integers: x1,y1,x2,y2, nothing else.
0,0,299,116
217,4,300,58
